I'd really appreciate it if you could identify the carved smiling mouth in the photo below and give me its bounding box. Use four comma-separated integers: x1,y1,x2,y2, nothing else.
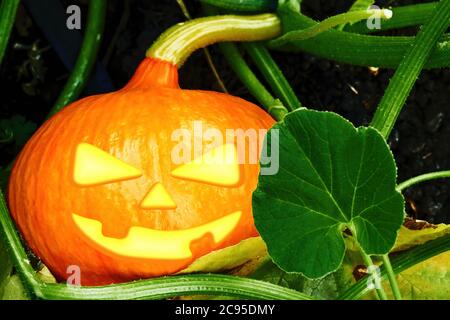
72,142,243,260
72,211,242,260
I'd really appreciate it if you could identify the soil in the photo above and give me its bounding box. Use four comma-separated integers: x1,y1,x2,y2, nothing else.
1,0,449,223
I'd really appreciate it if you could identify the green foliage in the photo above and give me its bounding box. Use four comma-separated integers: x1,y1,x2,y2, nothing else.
252,227,450,300
253,109,404,278
0,115,36,153
393,252,449,300
269,0,450,69
346,226,450,300
0,0,449,301
371,0,450,138
1,275,28,300
250,258,355,300
383,223,450,299
178,237,267,275
272,7,389,43
337,0,375,31
394,224,450,252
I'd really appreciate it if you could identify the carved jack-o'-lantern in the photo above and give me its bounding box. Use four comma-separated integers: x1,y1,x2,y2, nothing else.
8,58,275,285
8,13,281,285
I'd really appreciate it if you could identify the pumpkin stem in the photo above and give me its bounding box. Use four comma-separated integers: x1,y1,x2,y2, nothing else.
146,14,281,67
122,57,180,90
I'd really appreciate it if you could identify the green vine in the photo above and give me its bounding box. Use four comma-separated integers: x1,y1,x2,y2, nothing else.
37,274,313,300
201,4,289,120
243,42,302,111
356,245,388,300
0,0,19,66
201,0,449,38
381,254,402,300
217,42,288,121
397,170,450,192
268,8,450,69
271,8,392,45
345,2,444,34
48,0,107,117
371,0,450,138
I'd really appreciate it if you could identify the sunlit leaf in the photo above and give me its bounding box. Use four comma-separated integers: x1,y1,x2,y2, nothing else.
394,223,450,252
178,237,267,275
393,251,449,299
1,275,28,300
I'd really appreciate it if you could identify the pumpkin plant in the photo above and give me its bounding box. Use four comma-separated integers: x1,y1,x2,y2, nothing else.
0,0,449,300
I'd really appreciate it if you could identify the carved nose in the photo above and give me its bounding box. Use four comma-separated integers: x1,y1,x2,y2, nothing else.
140,182,177,209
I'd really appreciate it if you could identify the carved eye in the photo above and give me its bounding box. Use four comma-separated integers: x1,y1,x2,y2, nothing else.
171,144,240,187
74,143,142,186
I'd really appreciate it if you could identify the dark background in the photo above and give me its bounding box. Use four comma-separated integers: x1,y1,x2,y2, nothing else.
0,0,449,223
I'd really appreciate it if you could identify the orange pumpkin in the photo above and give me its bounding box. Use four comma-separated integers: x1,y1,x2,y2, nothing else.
8,58,274,285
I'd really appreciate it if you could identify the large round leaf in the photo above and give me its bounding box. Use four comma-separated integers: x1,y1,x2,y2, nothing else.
253,109,404,278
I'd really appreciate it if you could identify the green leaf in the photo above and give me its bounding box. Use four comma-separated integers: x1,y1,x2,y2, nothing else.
344,225,450,300
253,109,404,278
1,275,28,300
250,257,356,300
393,251,449,300
390,222,450,299
250,259,305,292
394,223,450,252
